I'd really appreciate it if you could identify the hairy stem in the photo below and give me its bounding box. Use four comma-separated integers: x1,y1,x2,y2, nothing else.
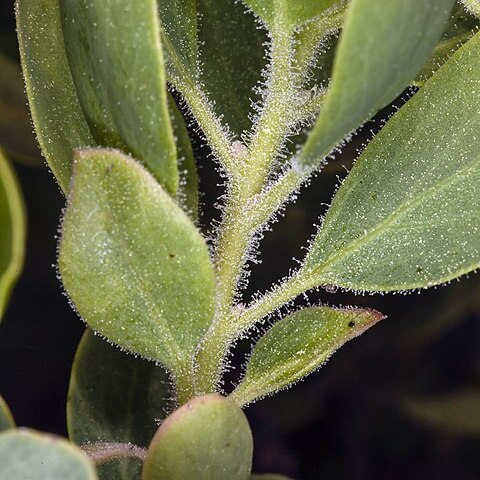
194,22,297,395
178,83,236,174
194,7,344,394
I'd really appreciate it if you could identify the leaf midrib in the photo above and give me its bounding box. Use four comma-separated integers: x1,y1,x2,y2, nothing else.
308,151,480,280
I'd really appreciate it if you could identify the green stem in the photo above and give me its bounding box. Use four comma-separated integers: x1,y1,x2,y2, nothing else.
175,366,198,405
194,22,296,395
178,83,236,174
245,23,296,193
194,8,344,394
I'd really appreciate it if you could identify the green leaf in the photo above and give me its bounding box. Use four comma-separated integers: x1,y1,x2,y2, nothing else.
160,0,266,136
16,0,95,193
198,0,267,135
0,395,15,431
168,96,199,221
68,329,171,480
415,4,479,84
60,0,178,194
158,0,198,83
231,307,384,406
244,0,341,30
58,148,215,382
401,390,480,436
0,150,25,320
0,429,98,480
142,394,253,480
300,0,455,169
0,53,42,166
301,32,480,292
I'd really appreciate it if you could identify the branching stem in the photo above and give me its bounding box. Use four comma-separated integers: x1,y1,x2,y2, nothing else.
193,9,342,395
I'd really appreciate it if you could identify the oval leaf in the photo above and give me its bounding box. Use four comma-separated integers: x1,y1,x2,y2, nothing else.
60,0,178,194
0,395,15,432
58,148,215,380
231,307,384,406
0,150,26,320
142,394,253,480
68,329,172,480
301,32,480,292
16,0,95,192
300,0,455,168
0,429,98,480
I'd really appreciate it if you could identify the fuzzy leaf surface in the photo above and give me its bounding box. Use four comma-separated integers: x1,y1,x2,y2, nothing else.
16,0,95,192
168,96,199,221
462,0,480,17
244,0,340,29
0,429,98,480
60,0,178,194
300,0,455,168
0,150,25,320
302,33,480,292
143,394,253,480
0,396,15,432
158,0,197,83
231,307,383,406
59,148,215,378
68,329,171,480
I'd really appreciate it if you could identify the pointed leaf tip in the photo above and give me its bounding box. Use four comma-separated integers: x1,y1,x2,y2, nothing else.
231,306,384,406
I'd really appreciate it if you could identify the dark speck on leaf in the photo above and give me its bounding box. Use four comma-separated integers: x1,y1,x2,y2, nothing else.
169,253,175,258
348,321,356,328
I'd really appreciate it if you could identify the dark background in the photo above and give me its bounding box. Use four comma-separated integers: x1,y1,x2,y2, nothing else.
1,2,480,479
